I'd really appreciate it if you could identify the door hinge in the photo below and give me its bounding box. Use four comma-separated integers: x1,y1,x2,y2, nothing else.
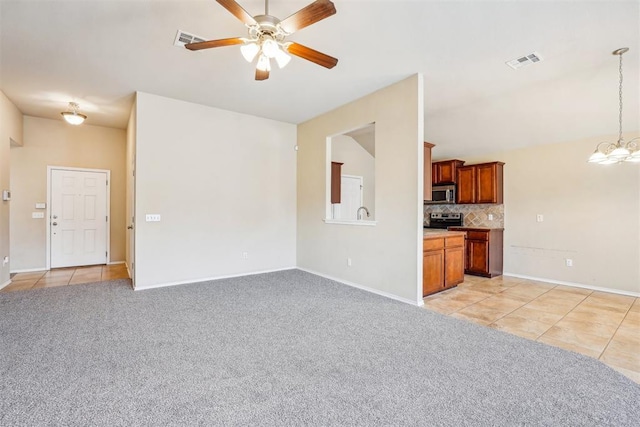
105,251,108,257
106,179,109,185
106,215,108,222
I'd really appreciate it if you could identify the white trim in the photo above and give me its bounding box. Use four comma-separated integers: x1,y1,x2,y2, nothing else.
323,219,378,226
298,267,424,307
108,261,126,265
47,166,111,269
503,272,640,298
10,267,48,274
0,280,12,290
133,267,297,291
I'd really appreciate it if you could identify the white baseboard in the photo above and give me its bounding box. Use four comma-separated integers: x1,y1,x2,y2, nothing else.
134,266,297,291
503,272,640,298
108,261,125,265
10,267,48,274
0,280,11,290
297,267,423,307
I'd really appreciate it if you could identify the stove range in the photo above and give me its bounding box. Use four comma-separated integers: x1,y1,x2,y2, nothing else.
425,213,463,229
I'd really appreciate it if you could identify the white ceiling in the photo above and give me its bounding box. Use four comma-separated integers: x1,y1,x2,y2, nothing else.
1,0,638,160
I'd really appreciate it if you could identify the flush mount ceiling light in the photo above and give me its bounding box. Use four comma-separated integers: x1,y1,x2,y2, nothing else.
61,102,87,125
588,48,640,164
184,0,338,81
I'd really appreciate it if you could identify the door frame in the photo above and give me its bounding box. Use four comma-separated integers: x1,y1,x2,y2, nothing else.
46,166,111,270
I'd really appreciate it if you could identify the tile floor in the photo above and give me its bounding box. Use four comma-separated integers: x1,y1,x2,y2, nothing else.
2,264,130,292
423,275,640,384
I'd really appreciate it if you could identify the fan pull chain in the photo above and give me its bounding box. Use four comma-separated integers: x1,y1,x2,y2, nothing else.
265,0,269,15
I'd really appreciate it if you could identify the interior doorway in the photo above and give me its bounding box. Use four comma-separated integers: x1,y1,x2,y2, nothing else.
47,167,110,269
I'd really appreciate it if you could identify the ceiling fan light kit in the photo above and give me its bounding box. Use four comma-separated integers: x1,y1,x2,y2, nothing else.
61,102,87,125
185,0,338,81
588,47,640,164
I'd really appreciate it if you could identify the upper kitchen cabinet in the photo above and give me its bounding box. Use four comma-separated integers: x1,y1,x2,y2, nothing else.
423,142,435,200
432,159,465,185
456,162,504,204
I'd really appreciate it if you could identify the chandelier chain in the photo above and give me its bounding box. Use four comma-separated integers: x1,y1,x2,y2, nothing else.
618,50,623,142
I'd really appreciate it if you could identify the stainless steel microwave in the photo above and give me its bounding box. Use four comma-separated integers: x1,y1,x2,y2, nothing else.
425,184,456,204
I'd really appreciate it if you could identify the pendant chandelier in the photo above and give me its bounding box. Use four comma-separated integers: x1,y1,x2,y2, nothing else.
588,48,640,164
61,102,87,125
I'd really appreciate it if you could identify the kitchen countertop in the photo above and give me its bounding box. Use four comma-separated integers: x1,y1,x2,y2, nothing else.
423,229,466,238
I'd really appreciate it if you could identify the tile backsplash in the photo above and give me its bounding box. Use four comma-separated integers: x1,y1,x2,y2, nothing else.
424,204,504,228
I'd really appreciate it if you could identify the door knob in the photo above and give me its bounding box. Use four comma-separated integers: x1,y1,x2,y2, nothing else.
127,225,133,229
52,215,58,219
52,222,58,226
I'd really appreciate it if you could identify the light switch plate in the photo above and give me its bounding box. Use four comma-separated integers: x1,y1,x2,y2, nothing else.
35,202,46,209
145,214,161,222
32,212,45,219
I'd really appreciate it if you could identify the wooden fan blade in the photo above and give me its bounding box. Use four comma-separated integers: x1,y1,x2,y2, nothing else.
286,42,338,69
185,37,244,51
216,0,257,26
279,0,336,34
255,68,269,81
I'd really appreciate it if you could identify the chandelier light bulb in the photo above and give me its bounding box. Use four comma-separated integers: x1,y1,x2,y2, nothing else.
274,48,291,69
256,54,271,72
240,42,260,62
261,39,279,59
609,145,630,160
588,150,607,163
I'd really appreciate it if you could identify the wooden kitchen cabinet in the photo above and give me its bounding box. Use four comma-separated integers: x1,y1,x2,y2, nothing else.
456,162,504,204
423,233,465,296
450,228,504,277
423,248,445,296
432,159,465,185
330,162,343,204
423,142,435,201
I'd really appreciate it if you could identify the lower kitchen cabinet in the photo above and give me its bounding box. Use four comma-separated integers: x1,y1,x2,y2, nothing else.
423,233,465,297
450,228,504,277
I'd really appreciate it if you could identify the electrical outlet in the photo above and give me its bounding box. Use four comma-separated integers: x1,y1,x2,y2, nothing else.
536,214,544,222
488,214,494,221
565,259,573,267
242,252,248,260
2,256,8,266
347,258,352,267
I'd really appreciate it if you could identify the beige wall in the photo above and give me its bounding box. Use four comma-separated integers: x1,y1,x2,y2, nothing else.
10,116,126,270
465,133,640,295
297,74,424,304
0,91,23,285
332,134,375,218
134,92,297,289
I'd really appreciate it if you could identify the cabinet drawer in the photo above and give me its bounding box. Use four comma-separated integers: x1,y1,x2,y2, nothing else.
445,235,464,248
423,237,445,251
466,231,489,241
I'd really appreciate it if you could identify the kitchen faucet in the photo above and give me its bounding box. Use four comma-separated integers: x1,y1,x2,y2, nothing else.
357,206,370,220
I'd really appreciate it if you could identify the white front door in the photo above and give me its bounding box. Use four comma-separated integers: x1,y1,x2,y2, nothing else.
50,169,108,268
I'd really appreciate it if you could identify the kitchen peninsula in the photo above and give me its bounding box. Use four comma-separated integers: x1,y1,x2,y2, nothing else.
423,229,466,297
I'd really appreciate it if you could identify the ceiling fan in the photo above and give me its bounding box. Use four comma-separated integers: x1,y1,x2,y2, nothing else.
185,0,338,81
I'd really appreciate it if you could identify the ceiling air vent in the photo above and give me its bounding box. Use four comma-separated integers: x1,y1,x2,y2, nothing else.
506,52,543,70
174,30,206,47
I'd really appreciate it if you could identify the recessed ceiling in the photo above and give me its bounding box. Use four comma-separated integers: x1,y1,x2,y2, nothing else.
1,0,638,159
